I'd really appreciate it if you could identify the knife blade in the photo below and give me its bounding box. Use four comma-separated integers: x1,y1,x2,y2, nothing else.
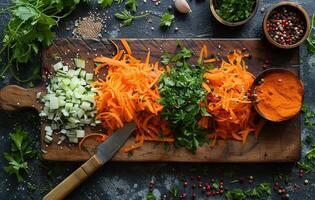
96,122,137,164
43,123,137,200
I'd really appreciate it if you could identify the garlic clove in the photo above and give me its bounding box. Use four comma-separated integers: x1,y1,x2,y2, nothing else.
174,0,192,14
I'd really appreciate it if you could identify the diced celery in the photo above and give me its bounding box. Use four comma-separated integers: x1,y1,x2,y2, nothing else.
74,58,85,69
53,62,63,71
76,130,85,138
49,96,59,110
85,73,93,81
44,135,53,143
81,101,91,111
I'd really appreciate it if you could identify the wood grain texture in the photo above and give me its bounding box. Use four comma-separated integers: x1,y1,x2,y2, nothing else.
19,38,303,162
0,85,45,111
43,155,102,200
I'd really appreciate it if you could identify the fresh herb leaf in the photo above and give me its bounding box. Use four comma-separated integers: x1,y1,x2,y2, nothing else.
226,183,271,200
216,0,255,22
158,48,208,152
169,187,179,198
298,161,315,173
98,0,113,7
161,52,171,65
115,10,149,26
307,13,315,54
0,0,88,82
306,145,315,160
301,104,315,128
3,127,35,182
160,13,175,27
146,191,156,200
125,0,138,13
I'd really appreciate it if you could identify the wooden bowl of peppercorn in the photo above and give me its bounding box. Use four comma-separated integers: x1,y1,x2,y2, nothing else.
209,0,259,27
263,2,311,49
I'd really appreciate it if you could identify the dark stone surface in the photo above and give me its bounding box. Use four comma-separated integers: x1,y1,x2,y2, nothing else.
0,0,315,199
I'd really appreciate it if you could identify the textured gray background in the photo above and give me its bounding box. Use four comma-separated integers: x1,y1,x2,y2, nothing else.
0,0,315,199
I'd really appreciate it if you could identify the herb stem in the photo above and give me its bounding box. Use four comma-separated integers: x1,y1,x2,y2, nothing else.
133,12,150,19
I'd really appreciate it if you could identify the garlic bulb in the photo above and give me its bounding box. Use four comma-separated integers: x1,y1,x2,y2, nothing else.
174,0,192,14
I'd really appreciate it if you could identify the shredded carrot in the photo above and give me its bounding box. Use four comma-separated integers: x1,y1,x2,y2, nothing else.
204,58,217,63
91,39,172,152
79,133,108,151
121,39,132,55
202,49,264,146
110,40,120,54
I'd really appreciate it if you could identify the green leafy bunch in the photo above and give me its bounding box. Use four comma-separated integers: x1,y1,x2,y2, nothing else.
0,0,88,78
4,127,36,182
158,48,210,152
225,183,271,200
216,0,255,22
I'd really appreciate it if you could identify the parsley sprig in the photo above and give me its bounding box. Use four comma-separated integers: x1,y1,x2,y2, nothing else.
115,9,149,26
0,0,88,82
3,127,36,182
125,0,138,13
225,183,271,200
98,0,113,8
158,48,209,152
160,12,175,27
298,103,315,173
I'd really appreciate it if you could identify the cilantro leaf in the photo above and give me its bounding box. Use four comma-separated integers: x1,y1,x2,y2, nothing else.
3,127,35,182
12,6,39,21
125,0,138,12
306,145,315,160
98,0,113,7
226,183,271,200
161,52,171,65
146,191,156,200
115,10,149,26
160,13,175,27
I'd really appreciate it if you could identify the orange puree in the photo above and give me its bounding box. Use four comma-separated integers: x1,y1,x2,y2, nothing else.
255,71,303,122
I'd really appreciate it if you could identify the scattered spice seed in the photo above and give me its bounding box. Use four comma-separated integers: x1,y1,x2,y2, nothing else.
183,181,188,187
73,14,103,38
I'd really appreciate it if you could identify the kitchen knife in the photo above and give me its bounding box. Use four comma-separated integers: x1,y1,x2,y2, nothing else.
43,123,137,200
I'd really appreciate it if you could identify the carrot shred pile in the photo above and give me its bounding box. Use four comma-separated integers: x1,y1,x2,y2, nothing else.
91,40,173,152
202,50,264,145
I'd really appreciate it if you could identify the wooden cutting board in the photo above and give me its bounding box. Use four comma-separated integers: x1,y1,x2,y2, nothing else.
0,38,301,162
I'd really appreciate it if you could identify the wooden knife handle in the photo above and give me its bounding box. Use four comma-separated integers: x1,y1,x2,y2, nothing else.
43,155,102,200
0,85,43,111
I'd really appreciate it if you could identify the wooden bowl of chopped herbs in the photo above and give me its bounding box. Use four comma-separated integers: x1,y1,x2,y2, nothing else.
210,0,259,26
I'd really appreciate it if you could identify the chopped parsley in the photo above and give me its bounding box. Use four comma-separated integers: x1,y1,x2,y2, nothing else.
158,48,209,153
215,0,255,22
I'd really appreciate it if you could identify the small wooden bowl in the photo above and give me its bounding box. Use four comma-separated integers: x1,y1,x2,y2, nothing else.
209,0,259,26
263,2,311,49
251,68,304,122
